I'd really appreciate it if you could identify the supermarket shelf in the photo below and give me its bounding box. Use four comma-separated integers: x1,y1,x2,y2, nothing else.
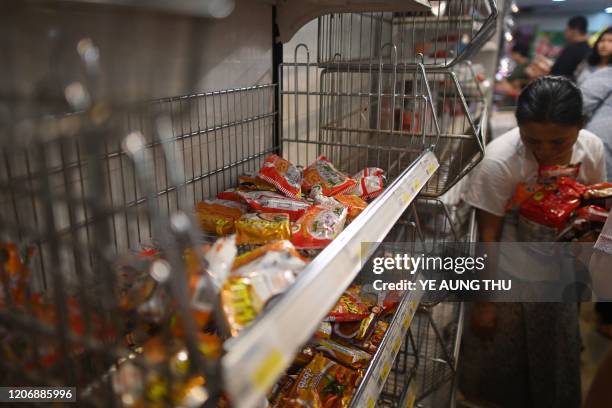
222,149,439,408
350,279,423,407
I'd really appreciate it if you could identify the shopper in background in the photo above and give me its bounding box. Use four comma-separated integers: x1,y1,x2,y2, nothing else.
550,16,591,81
579,27,612,181
459,77,606,408
577,27,612,84
495,43,532,100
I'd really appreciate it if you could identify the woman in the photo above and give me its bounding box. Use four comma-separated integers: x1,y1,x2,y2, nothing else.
459,77,606,407
576,27,612,85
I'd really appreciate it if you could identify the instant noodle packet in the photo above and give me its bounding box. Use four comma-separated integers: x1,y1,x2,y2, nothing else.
282,353,358,408
350,167,385,201
291,205,348,249
259,154,303,198
196,199,246,235
302,156,356,196
239,172,277,192
237,190,312,221
235,212,291,245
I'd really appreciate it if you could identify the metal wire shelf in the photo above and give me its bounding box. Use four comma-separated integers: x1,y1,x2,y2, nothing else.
317,0,498,68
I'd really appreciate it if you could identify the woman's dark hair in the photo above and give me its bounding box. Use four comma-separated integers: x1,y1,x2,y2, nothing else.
587,27,612,67
568,16,588,34
516,76,584,127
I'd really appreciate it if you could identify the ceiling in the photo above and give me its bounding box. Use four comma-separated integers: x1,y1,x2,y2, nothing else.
515,0,612,13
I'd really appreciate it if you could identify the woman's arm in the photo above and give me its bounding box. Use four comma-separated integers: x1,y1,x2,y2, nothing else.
470,209,505,339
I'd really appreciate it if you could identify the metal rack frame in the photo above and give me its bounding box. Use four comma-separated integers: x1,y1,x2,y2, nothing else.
317,0,498,68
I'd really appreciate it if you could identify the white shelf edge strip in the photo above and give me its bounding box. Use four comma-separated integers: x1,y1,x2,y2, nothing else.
352,278,424,408
222,149,439,408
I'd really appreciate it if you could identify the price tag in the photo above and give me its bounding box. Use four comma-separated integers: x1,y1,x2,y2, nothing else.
404,391,416,408
402,312,413,330
367,397,376,408
413,179,421,191
426,162,436,175
252,348,286,392
401,192,412,204
380,361,391,382
393,336,402,354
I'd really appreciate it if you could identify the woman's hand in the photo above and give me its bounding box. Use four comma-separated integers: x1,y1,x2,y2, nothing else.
470,301,498,340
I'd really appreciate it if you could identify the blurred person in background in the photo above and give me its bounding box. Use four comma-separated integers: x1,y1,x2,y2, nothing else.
496,43,532,99
550,16,591,81
577,27,612,85
580,27,612,338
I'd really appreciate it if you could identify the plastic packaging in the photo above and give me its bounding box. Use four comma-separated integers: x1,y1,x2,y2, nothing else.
238,191,312,221
302,156,356,196
196,199,247,235
291,205,348,249
258,154,303,198
350,167,385,201
235,212,291,245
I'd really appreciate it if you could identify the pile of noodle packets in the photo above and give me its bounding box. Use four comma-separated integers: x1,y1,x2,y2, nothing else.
195,154,386,251
268,284,403,407
190,155,398,406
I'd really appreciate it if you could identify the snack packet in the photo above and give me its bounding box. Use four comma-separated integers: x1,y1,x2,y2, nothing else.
217,188,244,203
203,235,237,290
334,194,368,221
537,163,580,184
519,177,585,230
283,353,358,408
350,167,385,200
235,212,291,245
302,156,356,196
291,205,348,249
583,182,612,210
314,338,372,369
575,205,610,224
196,199,247,235
505,182,543,212
239,172,277,192
221,277,258,336
237,191,312,221
232,241,306,312
258,154,303,198
325,291,371,322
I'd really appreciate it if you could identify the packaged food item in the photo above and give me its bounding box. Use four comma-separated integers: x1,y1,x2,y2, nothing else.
269,375,298,408
217,188,244,203
576,205,610,224
314,338,372,368
309,184,342,208
283,353,358,408
325,292,371,322
302,156,357,196
538,163,580,184
0,243,34,306
221,277,258,336
583,182,612,210
258,154,303,198
239,172,278,192
315,322,333,340
114,252,159,312
358,321,389,353
237,190,311,221
233,241,306,312
235,212,291,245
203,235,237,290
505,182,543,212
519,177,585,231
232,240,306,271
334,194,368,221
291,205,348,249
350,167,385,201
332,321,361,340
292,347,316,369
196,199,247,235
